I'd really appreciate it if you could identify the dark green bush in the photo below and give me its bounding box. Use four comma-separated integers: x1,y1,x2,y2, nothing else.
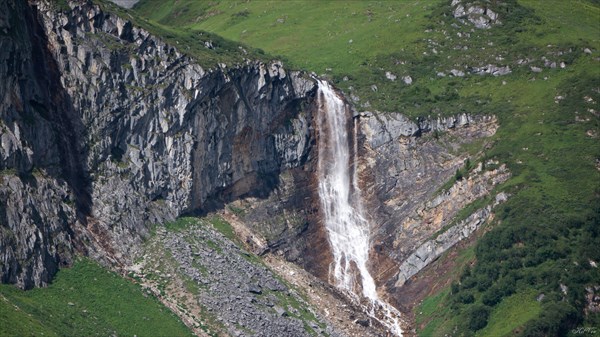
467,304,491,331
482,286,504,307
520,303,579,337
457,291,475,304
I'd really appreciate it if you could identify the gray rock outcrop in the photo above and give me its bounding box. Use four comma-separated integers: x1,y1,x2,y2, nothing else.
395,207,492,287
0,0,316,288
451,0,501,29
395,192,508,287
359,111,484,148
472,64,512,76
355,111,502,287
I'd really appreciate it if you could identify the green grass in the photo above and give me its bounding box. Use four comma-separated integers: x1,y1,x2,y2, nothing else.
416,257,542,337
0,258,192,337
209,215,237,242
132,0,599,118
132,0,447,116
438,66,600,333
518,0,600,46
162,215,239,247
416,287,454,337
164,216,199,231
415,245,476,336
476,289,542,337
133,0,436,75
91,0,272,69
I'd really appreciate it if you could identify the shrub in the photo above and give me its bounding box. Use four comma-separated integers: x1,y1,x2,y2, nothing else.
451,282,460,295
482,286,504,306
461,277,478,290
455,169,464,181
467,304,491,331
520,302,579,337
457,291,475,304
476,274,493,291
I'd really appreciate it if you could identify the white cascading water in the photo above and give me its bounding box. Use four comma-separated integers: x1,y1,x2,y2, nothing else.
316,80,403,336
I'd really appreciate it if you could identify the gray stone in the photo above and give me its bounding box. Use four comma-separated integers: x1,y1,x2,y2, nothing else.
531,66,543,73
248,285,262,295
0,0,317,289
451,1,501,29
472,64,511,76
274,306,288,317
450,69,465,77
355,319,370,327
395,207,492,287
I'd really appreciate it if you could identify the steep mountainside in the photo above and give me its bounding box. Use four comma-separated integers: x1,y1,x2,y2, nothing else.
132,0,600,335
0,0,316,289
1,0,599,336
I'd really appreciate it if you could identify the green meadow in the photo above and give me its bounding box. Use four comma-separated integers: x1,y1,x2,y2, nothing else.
0,258,193,337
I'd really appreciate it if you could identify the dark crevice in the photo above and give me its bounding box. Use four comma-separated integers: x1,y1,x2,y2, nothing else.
27,3,92,221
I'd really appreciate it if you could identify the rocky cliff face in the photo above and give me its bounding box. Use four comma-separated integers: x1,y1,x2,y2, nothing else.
0,0,316,289
354,112,505,292
215,102,506,312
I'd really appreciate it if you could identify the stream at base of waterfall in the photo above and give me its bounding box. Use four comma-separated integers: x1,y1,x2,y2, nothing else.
316,80,403,336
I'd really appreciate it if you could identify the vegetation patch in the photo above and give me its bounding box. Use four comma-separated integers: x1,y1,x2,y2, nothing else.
477,288,542,337
163,216,199,231
209,215,238,242
92,0,272,69
0,258,192,337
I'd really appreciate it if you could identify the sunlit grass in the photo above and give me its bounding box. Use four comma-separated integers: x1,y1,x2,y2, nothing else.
0,258,192,337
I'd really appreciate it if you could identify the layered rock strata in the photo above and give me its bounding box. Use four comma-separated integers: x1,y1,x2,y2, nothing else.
355,112,503,288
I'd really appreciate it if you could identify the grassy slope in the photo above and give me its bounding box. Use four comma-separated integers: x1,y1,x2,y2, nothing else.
478,289,542,337
417,2,598,335
131,0,600,335
132,0,434,75
81,0,274,69
132,0,450,117
0,258,192,337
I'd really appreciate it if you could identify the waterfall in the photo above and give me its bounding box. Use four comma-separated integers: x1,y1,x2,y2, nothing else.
316,80,403,336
